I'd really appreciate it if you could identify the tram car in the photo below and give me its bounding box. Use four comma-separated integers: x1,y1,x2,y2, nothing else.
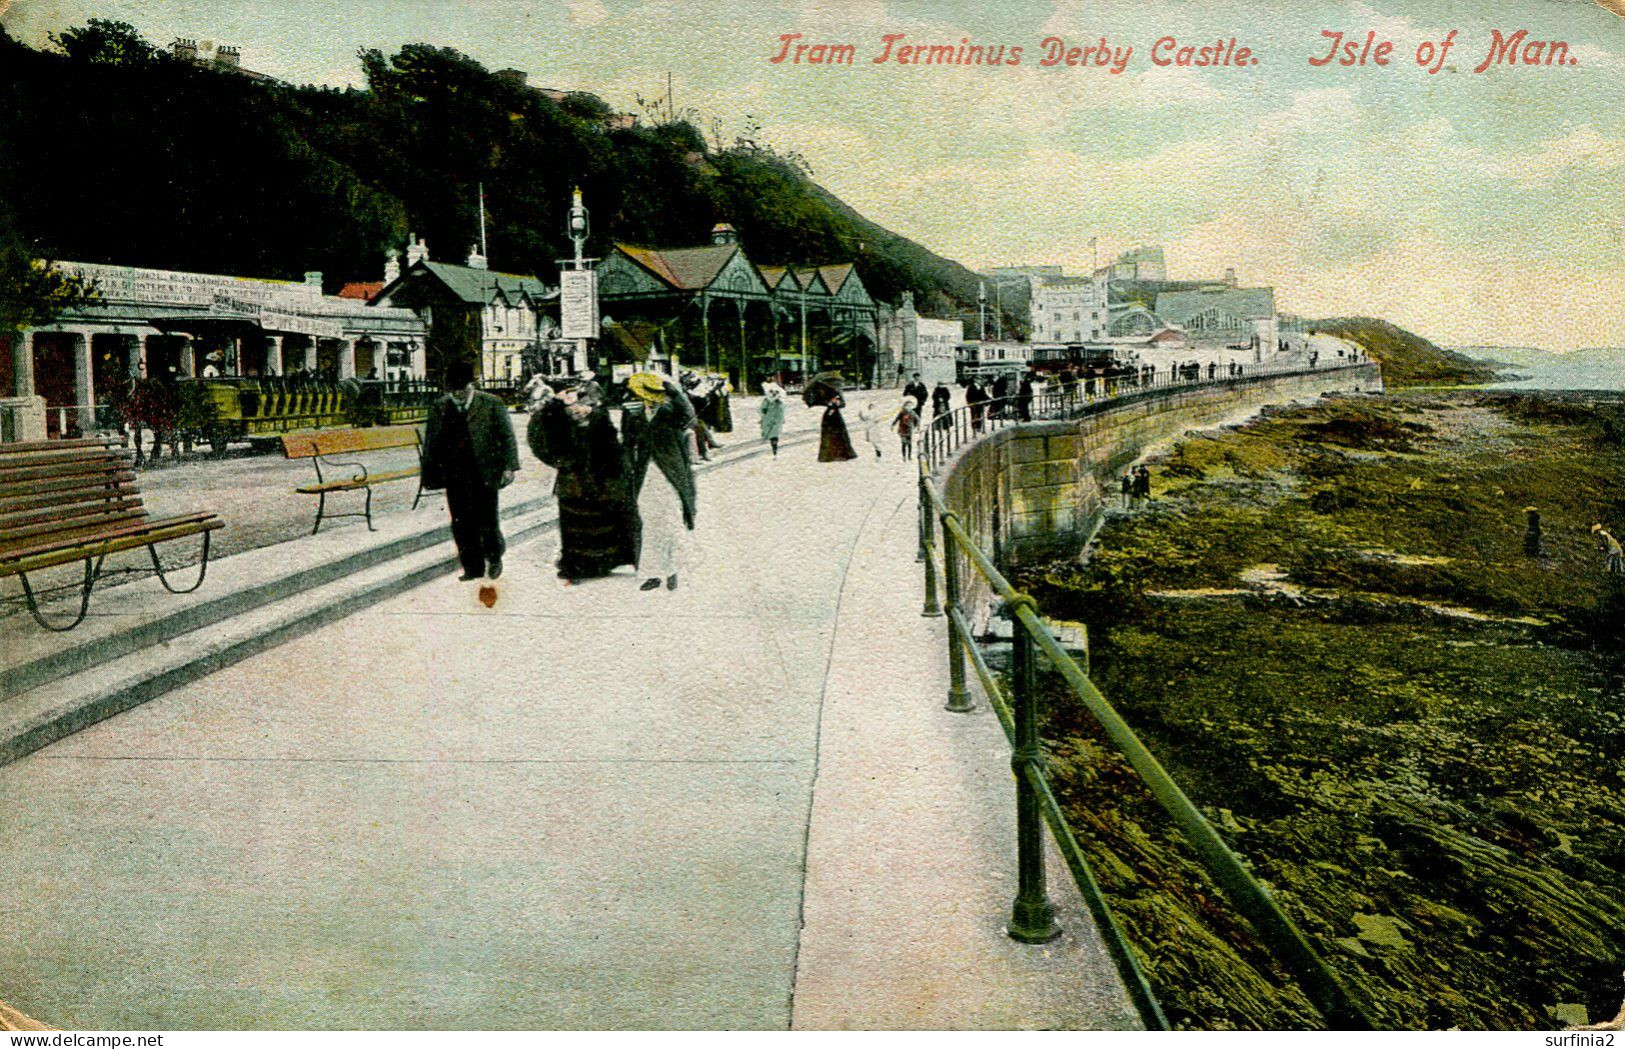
184,377,442,450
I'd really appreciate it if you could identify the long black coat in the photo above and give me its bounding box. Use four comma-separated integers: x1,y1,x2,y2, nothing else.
422,390,519,491
622,382,698,529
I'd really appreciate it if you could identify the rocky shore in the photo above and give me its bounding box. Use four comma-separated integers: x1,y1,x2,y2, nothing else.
1015,390,1625,1029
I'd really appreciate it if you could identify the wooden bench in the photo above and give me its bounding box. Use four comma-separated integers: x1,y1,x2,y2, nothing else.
0,437,222,631
281,425,425,535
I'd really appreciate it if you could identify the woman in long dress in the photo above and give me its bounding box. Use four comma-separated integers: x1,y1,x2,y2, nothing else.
818,392,859,462
526,382,638,582
623,372,698,591
759,382,786,455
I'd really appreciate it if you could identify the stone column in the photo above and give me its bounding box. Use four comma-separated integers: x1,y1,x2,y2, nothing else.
409,340,426,380
265,335,283,376
126,333,146,379
338,338,357,380
179,338,196,378
302,338,317,374
11,328,35,398
73,330,96,432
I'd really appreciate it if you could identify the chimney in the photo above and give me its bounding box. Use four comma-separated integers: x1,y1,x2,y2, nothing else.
215,45,240,68
710,222,739,246
406,235,429,266
304,271,323,287
171,38,198,62
1224,267,1237,287
383,251,401,284
466,244,488,270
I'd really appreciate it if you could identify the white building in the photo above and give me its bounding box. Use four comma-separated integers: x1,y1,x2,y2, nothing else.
1029,274,1109,344
3,260,427,439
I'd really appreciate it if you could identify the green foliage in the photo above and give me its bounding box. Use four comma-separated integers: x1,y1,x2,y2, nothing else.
50,19,156,65
1310,317,1498,388
2,27,988,315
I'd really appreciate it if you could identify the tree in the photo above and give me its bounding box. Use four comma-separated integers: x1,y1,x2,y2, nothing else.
50,19,157,66
0,241,100,337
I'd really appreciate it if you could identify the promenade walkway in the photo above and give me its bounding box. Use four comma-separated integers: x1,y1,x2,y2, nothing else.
0,429,1135,1029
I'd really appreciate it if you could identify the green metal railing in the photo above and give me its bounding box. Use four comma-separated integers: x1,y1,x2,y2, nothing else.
916,363,1377,1030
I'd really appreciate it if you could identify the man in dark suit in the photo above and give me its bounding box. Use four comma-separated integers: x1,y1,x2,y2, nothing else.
904,373,929,413
422,359,520,580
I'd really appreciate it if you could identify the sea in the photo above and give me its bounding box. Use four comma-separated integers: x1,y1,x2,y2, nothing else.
1455,346,1625,392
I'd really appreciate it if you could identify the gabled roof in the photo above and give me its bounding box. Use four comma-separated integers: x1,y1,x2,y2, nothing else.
617,244,738,291
379,260,554,306
757,265,799,292
789,267,832,296
816,263,855,295
1154,286,1275,323
338,281,384,301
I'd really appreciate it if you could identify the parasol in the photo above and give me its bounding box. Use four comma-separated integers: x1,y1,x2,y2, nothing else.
803,371,845,407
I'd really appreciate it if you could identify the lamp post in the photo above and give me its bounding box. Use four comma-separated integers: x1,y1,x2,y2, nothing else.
559,187,599,375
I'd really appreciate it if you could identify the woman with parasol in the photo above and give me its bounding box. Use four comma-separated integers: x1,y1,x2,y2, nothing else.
806,372,858,462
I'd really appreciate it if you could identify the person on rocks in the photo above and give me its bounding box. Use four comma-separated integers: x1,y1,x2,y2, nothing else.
1121,471,1135,508
893,395,920,461
1524,506,1544,558
623,372,698,592
858,400,887,458
1132,465,1153,507
818,391,859,462
758,381,787,456
1593,523,1623,574
422,358,520,581
527,381,637,583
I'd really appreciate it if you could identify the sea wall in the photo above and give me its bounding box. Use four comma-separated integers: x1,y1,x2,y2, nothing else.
936,364,1383,617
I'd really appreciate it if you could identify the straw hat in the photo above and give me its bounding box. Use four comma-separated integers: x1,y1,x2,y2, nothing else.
627,372,668,405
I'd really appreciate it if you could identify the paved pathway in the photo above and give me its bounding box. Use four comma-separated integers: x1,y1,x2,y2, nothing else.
0,429,1134,1029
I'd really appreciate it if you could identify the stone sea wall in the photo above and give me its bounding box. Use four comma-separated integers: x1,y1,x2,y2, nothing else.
936,364,1383,617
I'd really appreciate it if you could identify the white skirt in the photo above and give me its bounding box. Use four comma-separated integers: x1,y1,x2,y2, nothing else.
639,473,685,578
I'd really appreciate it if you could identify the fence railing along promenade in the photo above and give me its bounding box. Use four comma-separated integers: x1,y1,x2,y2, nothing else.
914,360,1377,1030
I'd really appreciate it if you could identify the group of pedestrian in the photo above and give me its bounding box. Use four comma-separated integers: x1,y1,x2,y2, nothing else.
421,362,698,591
1120,465,1153,509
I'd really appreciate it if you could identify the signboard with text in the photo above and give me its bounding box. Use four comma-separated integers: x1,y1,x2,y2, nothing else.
559,269,600,340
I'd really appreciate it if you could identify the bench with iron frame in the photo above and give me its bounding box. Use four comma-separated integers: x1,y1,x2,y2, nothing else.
281,425,425,535
0,437,222,631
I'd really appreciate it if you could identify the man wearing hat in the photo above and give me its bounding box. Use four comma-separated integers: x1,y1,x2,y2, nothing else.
622,371,697,591
422,358,520,580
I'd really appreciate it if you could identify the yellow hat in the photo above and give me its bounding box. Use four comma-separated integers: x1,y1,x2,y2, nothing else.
627,372,668,406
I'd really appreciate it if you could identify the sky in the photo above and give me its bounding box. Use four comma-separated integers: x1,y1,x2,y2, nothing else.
3,0,1623,350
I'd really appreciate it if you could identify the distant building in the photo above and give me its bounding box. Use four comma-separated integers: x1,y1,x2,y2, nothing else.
2,259,426,439
169,38,272,80
982,264,1063,284
1029,274,1109,344
371,236,557,384
1101,245,1167,281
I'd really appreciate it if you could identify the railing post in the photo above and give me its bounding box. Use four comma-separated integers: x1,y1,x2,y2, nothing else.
942,513,973,713
1008,597,1061,944
920,473,942,618
916,468,927,564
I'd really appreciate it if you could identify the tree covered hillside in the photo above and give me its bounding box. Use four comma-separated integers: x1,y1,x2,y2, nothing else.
0,20,997,324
